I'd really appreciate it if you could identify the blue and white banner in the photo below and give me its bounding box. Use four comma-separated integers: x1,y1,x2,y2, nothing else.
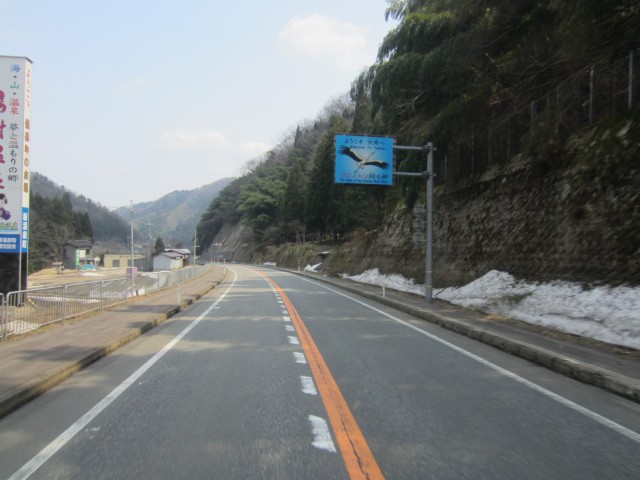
335,134,394,186
0,56,32,253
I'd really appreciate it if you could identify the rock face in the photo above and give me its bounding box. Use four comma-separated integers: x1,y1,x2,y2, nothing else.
431,155,639,287
208,222,255,263
325,210,419,280
325,119,640,287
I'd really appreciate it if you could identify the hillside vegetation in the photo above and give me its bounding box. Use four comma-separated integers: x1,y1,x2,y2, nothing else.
196,0,639,286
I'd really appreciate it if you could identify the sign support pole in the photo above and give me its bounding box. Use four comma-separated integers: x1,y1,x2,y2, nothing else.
393,143,435,302
426,143,434,301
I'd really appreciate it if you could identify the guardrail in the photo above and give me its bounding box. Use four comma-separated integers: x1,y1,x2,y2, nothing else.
0,264,216,341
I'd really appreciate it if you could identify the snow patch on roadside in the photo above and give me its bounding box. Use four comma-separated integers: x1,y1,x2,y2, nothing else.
341,268,640,350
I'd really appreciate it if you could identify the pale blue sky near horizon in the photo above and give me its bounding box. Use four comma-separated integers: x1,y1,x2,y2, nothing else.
2,0,397,208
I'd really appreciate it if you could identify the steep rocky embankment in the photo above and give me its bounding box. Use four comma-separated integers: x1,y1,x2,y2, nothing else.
217,117,639,288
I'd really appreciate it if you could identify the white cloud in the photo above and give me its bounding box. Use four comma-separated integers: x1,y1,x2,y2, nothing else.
278,14,373,72
157,130,231,150
237,141,272,157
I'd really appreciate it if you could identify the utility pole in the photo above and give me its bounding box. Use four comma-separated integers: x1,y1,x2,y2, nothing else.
146,220,153,272
130,201,135,295
193,227,198,266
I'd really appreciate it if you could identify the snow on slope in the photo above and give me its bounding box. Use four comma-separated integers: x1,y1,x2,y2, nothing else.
330,268,639,350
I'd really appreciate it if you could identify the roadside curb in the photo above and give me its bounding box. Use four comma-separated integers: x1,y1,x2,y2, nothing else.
0,272,225,419
294,271,640,404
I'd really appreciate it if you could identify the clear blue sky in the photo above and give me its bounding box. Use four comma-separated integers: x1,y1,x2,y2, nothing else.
2,0,396,208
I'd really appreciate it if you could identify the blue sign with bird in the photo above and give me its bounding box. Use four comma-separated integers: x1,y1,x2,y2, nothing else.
334,134,394,186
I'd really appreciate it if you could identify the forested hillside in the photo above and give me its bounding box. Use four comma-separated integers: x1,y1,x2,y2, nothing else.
29,173,132,271
29,192,95,272
31,173,132,243
196,100,392,252
196,0,639,285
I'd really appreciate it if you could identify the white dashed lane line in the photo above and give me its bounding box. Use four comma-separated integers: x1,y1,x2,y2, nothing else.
269,281,337,456
293,352,307,364
309,415,337,453
300,376,318,395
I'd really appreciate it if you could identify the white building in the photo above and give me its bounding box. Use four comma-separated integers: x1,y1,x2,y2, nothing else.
152,251,185,271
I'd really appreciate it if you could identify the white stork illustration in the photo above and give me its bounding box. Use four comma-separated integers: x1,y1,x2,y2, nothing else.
339,146,389,173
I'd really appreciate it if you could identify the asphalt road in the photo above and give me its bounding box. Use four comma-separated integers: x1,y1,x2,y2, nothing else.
1,266,639,479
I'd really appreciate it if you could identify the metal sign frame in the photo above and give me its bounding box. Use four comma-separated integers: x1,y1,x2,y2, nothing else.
333,135,436,301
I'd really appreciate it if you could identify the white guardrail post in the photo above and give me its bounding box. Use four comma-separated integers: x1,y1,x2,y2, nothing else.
62,284,68,324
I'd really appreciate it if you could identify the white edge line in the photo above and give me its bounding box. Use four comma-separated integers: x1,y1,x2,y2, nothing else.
298,276,640,445
9,270,239,480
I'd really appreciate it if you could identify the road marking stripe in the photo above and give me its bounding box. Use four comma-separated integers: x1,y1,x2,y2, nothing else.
9,270,239,480
299,276,640,445
288,336,300,345
261,273,385,480
294,352,308,364
309,415,337,453
301,376,318,395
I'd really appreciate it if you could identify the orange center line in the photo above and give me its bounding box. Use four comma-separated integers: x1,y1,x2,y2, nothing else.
261,273,384,480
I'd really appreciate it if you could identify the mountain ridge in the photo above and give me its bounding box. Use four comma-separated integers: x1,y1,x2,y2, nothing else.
112,178,234,248
31,172,234,250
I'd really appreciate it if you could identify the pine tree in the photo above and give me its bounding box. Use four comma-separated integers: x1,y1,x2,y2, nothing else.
306,117,349,237
154,236,166,255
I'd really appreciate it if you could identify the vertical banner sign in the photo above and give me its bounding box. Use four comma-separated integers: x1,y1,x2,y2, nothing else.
0,56,32,254
335,134,394,186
